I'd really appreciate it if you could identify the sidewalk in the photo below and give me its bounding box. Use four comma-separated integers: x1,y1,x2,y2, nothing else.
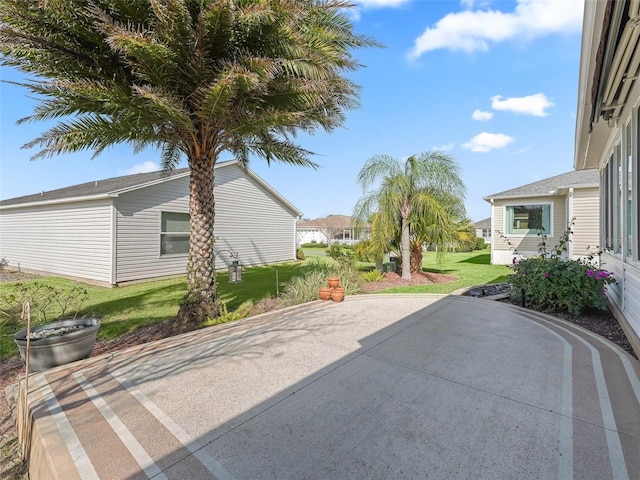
10,294,640,479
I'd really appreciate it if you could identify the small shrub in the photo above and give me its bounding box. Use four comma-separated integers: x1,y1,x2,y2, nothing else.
280,258,365,306
362,270,384,282
302,258,364,294
353,240,375,262
475,238,486,250
301,242,327,248
509,257,615,315
507,223,616,315
0,282,88,325
204,300,254,325
296,248,305,260
280,270,327,305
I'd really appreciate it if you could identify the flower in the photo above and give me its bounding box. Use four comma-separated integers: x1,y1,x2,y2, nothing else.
543,272,549,278
587,269,595,277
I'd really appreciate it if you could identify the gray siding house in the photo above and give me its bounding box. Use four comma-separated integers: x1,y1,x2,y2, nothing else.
484,169,600,265
0,161,301,285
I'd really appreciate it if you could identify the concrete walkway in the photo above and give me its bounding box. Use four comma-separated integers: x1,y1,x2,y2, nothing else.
10,294,640,479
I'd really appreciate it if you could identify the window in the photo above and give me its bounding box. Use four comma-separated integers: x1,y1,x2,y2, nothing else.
160,212,190,255
603,140,624,254
505,204,551,235
627,121,634,258
615,143,623,254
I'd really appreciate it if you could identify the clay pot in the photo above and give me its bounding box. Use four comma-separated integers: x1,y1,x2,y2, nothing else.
330,287,345,302
319,287,332,300
328,276,340,288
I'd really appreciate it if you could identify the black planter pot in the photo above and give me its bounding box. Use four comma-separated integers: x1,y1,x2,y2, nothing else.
13,318,101,373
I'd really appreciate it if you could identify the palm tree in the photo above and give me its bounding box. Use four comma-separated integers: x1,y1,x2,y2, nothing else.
0,0,378,327
354,152,466,280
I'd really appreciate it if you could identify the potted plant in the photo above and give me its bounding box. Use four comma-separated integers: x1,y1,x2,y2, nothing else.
1,282,101,372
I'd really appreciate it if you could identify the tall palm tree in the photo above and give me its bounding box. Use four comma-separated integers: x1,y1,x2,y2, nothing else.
354,152,466,280
0,0,378,326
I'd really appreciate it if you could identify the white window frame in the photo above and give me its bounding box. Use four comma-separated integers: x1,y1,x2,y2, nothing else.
503,202,553,237
160,211,190,256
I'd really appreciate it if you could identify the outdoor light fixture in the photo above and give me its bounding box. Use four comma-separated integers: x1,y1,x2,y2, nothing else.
229,259,243,283
214,248,243,283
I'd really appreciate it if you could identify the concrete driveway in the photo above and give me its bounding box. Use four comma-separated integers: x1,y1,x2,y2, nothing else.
11,294,640,479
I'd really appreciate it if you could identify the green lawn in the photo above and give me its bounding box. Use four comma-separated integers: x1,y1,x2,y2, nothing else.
0,251,509,361
0,262,304,361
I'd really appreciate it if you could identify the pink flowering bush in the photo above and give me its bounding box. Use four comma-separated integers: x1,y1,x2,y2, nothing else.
510,256,615,315
507,224,616,315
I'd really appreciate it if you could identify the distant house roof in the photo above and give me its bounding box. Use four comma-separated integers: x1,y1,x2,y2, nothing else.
298,215,355,229
474,217,491,229
0,160,302,216
483,169,600,201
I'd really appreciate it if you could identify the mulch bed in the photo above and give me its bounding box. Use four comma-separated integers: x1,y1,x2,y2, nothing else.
360,271,458,293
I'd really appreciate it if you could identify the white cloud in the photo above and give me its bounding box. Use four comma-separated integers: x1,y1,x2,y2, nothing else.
408,0,583,59
472,110,493,121
120,161,160,175
350,0,409,21
356,0,410,7
491,93,554,117
433,143,455,151
462,132,514,152
514,144,533,155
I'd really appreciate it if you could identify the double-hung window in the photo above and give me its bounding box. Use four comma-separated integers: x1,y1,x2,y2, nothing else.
160,212,190,255
505,204,551,235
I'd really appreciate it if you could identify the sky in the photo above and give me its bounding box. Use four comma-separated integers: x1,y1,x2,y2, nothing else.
0,0,585,223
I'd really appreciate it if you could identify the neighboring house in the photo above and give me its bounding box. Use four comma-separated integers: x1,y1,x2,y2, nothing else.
0,160,301,286
474,217,492,245
296,215,368,246
575,0,640,351
484,169,600,265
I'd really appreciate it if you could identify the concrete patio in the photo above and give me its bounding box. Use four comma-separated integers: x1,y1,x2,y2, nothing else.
9,294,640,479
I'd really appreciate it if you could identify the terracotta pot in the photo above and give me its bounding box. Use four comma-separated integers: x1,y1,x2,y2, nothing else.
330,287,345,302
319,287,332,300
328,276,340,288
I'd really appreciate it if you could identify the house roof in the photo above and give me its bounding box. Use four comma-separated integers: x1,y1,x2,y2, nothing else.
474,217,491,228
0,167,190,207
483,169,600,201
298,214,355,229
0,160,302,216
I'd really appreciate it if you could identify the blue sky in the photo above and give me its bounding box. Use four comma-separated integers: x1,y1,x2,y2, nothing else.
0,0,584,223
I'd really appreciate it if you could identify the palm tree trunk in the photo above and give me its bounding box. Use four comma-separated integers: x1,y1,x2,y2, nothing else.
410,239,423,273
401,216,411,280
375,257,383,273
176,157,218,328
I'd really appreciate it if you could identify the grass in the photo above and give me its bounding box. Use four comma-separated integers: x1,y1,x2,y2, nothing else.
0,262,304,361
0,251,509,361
373,250,511,294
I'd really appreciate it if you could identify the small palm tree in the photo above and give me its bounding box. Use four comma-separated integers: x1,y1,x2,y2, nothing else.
354,152,466,280
0,0,378,326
